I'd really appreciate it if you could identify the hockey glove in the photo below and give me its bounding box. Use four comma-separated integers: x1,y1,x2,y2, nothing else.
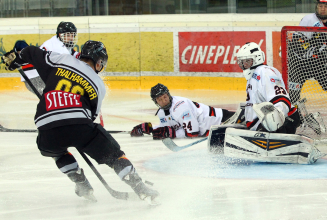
152,126,176,140
1,51,26,71
130,122,153,137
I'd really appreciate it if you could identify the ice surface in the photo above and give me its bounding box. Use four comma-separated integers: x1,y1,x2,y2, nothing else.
1,90,327,220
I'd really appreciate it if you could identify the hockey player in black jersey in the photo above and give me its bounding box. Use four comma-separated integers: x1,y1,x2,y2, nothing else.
2,40,159,203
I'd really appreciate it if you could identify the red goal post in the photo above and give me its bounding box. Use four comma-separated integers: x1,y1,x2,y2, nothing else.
281,26,327,140
281,26,327,91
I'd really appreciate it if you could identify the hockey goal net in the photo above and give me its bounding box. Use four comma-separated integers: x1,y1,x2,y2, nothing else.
281,26,327,141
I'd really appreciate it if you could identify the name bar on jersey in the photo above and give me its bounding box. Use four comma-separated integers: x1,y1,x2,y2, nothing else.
55,68,97,100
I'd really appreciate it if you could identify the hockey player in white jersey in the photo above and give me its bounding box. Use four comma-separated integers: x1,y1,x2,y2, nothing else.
208,42,325,164
130,83,236,139
300,0,327,28
18,21,79,95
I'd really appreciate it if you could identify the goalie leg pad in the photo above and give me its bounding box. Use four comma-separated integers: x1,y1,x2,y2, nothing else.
207,124,247,154
224,128,323,164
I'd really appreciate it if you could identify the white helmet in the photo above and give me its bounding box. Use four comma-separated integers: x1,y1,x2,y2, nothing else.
237,42,265,80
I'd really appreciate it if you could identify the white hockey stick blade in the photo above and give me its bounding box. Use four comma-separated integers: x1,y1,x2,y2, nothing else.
162,137,208,152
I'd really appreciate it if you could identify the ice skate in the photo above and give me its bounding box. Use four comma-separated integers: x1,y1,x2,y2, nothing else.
68,169,97,202
308,147,326,164
305,113,322,135
123,172,160,205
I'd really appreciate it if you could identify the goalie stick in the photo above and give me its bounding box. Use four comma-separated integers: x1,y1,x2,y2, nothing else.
15,67,138,201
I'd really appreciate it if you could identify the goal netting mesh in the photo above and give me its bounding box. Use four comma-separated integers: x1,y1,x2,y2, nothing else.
281,26,327,141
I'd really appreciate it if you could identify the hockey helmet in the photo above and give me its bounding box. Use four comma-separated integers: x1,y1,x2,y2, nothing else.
316,0,327,20
80,40,108,73
237,42,265,80
13,40,28,52
56,21,78,49
150,83,173,110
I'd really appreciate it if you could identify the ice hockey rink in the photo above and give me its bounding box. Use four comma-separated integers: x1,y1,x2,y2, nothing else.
1,88,327,220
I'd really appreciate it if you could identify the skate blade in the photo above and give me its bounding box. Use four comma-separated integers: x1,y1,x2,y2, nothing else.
144,196,161,206
83,194,97,203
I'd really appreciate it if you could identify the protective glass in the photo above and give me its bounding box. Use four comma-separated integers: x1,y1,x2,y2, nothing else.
59,32,78,49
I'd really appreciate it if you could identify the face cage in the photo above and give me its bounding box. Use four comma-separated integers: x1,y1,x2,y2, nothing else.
96,59,108,73
153,92,172,110
59,32,78,49
236,58,254,70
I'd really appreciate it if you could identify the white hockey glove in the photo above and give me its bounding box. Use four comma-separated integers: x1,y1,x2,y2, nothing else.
253,102,285,132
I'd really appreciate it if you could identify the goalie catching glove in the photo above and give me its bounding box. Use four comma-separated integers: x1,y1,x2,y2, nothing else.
253,102,285,132
1,50,27,71
130,122,153,137
152,126,176,140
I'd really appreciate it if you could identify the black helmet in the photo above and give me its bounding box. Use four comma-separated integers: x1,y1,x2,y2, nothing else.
150,83,172,110
316,0,327,20
80,40,108,73
56,22,78,49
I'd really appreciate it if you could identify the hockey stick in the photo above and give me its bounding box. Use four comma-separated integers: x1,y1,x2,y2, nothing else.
16,67,137,201
162,137,208,152
99,110,104,127
0,125,130,134
18,67,41,99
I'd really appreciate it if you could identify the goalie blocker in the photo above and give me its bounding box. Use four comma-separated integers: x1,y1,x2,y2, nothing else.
208,125,325,164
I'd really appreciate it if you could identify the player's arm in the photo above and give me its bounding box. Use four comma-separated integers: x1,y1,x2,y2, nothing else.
18,46,52,80
253,70,294,131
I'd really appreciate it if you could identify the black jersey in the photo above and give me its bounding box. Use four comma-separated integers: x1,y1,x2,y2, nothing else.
20,46,106,130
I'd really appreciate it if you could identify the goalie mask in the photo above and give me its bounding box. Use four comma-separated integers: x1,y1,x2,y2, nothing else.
316,0,327,20
150,83,173,110
56,22,78,50
80,40,108,73
236,42,265,80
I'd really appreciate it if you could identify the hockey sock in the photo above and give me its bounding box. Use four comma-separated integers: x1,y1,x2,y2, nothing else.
112,156,141,188
54,152,79,174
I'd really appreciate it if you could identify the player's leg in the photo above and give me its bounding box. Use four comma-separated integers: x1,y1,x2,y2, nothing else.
37,127,96,201
54,153,96,202
79,124,159,202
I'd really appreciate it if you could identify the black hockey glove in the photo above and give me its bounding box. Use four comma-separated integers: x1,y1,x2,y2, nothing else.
1,50,26,71
130,122,153,137
152,126,176,140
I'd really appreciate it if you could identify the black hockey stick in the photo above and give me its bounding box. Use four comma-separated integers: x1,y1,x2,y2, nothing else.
0,125,130,134
162,137,208,152
16,67,138,201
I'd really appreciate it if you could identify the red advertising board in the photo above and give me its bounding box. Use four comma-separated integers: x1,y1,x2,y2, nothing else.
272,31,282,73
179,31,266,72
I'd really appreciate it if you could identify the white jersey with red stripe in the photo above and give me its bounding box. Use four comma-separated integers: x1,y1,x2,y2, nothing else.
21,36,79,81
245,65,297,131
154,96,223,138
299,13,327,39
